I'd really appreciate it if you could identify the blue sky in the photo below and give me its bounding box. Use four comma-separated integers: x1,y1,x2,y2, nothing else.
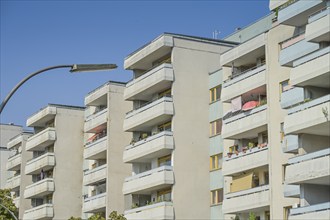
0,0,270,128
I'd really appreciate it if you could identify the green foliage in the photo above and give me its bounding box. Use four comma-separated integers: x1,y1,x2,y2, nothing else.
108,211,126,220
68,216,82,220
0,188,18,220
88,213,105,220
249,212,256,220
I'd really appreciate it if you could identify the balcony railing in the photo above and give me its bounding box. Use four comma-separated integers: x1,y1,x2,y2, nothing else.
288,94,330,115
83,192,107,213
293,46,330,67
126,131,173,150
24,178,55,199
126,96,172,118
126,62,172,87
85,108,107,122
125,165,173,182
225,184,269,199
23,203,54,220
308,6,330,23
290,202,330,216
280,32,305,50
225,144,268,161
224,63,266,87
288,148,330,165
223,104,267,123
125,201,173,215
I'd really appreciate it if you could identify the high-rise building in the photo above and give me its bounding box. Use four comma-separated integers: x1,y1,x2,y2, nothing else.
22,104,85,220
121,33,236,220
6,131,33,219
82,81,132,219
0,124,22,189
218,1,329,220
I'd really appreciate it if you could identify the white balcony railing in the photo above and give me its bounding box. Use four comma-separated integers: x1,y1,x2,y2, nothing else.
124,201,174,220
123,166,174,195
83,192,107,213
25,152,55,175
124,131,174,163
84,108,108,133
24,178,55,199
84,136,107,160
290,202,330,217
6,153,22,171
23,204,54,220
26,127,56,151
83,164,107,186
6,175,21,190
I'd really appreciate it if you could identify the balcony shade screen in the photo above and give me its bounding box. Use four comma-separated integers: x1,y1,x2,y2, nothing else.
230,172,253,192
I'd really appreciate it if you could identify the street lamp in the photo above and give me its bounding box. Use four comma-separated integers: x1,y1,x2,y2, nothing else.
0,64,117,114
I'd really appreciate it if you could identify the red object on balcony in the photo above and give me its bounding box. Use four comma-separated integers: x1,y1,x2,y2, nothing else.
242,101,259,111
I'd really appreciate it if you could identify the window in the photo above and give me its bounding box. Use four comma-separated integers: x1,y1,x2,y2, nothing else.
210,189,223,205
279,80,292,97
210,119,222,136
158,155,171,166
210,86,221,103
210,154,222,170
158,89,171,98
157,188,171,202
280,122,285,143
158,121,172,132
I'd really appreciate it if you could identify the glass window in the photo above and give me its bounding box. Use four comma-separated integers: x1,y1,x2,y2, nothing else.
157,188,171,202
210,119,222,136
210,86,221,103
211,189,223,205
158,155,171,166
158,121,172,132
210,154,222,170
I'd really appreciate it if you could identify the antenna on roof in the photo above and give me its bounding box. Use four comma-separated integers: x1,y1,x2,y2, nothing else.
212,30,221,39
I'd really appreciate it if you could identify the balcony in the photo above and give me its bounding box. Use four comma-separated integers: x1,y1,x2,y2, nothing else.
223,185,270,214
23,204,54,220
283,184,300,198
284,95,330,135
6,154,22,171
285,148,329,184
279,34,320,67
124,63,174,101
83,164,107,186
124,34,173,70
27,106,56,127
124,202,174,220
222,105,268,139
223,146,269,176
277,0,325,26
123,96,174,132
282,135,299,153
123,131,174,163
84,108,108,133
83,193,107,213
6,175,21,190
7,135,24,150
222,64,266,102
84,136,107,160
290,47,330,88
289,202,330,220
26,127,56,152
306,7,330,43
281,87,311,109
24,178,55,199
220,33,266,67
25,153,55,175
269,0,287,11
85,82,108,106
123,166,174,195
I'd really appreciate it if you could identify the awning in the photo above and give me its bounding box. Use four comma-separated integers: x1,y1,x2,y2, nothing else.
231,172,253,192
242,101,259,111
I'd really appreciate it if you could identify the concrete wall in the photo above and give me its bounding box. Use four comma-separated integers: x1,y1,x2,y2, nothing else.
171,37,232,220
266,24,300,219
52,107,84,219
0,124,22,189
106,83,132,217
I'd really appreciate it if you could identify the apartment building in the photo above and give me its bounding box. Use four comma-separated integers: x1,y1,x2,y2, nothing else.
22,104,85,220
273,0,330,219
0,124,22,189
82,81,132,218
217,0,329,219
121,33,236,220
6,131,33,219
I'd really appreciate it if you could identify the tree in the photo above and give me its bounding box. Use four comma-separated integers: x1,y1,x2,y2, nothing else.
68,216,82,220
0,188,18,220
249,212,256,220
108,211,126,220
88,213,105,220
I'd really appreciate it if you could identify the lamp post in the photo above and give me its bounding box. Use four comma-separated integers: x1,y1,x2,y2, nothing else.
0,64,117,114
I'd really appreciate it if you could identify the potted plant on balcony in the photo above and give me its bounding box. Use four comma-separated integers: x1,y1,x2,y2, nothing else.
248,142,255,151
242,146,248,153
